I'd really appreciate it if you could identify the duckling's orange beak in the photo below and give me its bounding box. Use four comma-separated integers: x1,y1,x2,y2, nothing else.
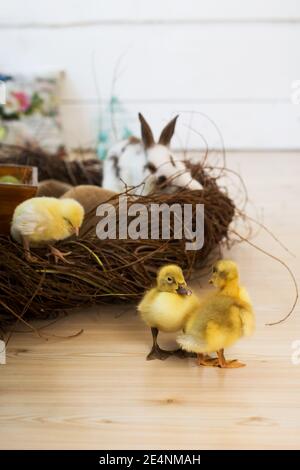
177,284,192,295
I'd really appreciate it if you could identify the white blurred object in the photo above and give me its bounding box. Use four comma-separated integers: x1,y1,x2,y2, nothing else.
0,340,6,365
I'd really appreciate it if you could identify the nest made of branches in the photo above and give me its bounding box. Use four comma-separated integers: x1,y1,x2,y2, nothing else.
0,160,235,329
0,144,102,186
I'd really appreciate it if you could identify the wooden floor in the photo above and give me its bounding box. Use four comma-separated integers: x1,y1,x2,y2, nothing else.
1,152,300,450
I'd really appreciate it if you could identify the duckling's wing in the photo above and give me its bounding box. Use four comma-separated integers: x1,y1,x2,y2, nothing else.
239,307,255,337
178,316,238,354
181,297,245,353
186,294,236,333
236,288,255,337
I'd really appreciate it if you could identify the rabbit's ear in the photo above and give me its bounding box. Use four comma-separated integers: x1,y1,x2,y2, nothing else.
158,115,179,146
138,113,155,148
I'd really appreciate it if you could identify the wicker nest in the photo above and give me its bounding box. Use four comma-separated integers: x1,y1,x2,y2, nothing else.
0,144,102,185
0,145,235,329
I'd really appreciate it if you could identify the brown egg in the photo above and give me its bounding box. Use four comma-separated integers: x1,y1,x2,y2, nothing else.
61,185,118,237
61,185,117,213
37,179,73,198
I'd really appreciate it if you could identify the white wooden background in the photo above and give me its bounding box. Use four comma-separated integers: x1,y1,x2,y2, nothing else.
0,0,300,150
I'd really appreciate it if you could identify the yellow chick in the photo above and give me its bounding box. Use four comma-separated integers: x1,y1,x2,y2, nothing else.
11,197,84,263
137,264,200,360
177,260,255,368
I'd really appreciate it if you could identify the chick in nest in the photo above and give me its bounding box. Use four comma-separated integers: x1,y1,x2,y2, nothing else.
11,197,84,263
137,264,200,360
177,260,255,368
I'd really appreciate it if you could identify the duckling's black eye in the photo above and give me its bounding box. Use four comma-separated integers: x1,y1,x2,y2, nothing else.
167,276,173,283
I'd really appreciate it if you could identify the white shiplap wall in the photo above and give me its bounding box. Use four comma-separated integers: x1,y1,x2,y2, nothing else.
0,0,300,150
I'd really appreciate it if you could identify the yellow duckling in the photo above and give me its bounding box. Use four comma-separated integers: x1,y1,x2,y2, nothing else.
137,264,200,360
177,260,255,368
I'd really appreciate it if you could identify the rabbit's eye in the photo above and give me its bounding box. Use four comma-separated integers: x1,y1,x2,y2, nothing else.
157,175,167,186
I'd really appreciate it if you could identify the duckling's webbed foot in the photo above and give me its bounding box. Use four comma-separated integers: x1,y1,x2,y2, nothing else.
220,360,246,369
147,345,173,361
197,353,218,367
217,349,246,369
147,327,173,361
173,349,197,359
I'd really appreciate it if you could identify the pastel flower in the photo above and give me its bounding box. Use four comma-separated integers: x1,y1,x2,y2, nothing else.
12,91,31,112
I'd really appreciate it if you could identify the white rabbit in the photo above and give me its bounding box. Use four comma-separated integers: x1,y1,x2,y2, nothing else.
102,113,202,195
